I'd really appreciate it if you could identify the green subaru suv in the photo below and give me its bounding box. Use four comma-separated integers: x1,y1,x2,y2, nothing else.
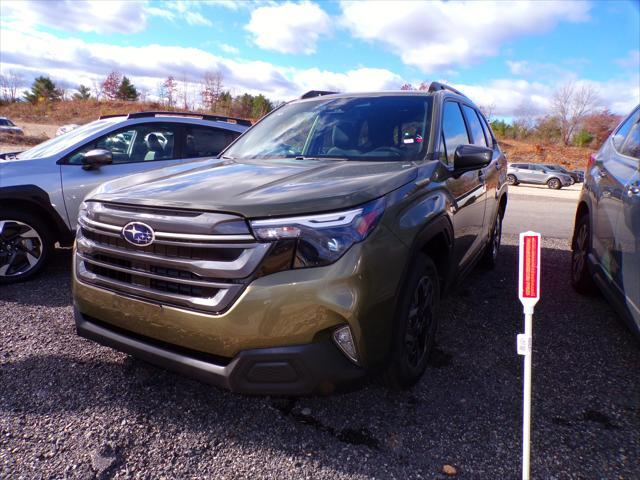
73,84,508,394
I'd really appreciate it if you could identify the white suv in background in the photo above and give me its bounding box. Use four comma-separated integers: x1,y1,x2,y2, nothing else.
0,111,249,283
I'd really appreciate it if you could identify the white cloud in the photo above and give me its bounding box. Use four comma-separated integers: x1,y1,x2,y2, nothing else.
615,50,640,70
220,43,240,55
246,1,332,54
0,24,401,102
340,0,591,73
293,68,402,93
0,0,148,34
450,76,640,118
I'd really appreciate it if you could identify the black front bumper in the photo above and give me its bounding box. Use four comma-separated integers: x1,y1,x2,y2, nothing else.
74,307,365,395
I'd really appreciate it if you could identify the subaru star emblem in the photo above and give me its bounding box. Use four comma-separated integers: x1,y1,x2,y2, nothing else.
122,222,155,247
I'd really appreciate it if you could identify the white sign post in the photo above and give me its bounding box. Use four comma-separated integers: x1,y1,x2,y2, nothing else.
518,231,541,480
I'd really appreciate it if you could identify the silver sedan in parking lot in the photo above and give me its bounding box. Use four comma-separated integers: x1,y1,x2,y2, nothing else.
507,162,574,189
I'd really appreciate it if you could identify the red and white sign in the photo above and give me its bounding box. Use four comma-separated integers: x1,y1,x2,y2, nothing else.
518,231,541,314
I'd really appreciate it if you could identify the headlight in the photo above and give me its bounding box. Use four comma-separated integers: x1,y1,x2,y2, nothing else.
251,197,385,271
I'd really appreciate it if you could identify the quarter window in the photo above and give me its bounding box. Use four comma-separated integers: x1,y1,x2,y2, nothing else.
612,109,640,152
621,122,640,160
462,105,487,147
442,102,470,165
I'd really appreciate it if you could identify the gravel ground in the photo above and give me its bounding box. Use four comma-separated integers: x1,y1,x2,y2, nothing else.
1,235,638,479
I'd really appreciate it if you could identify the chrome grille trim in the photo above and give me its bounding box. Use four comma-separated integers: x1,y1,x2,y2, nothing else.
76,236,269,279
79,217,255,242
76,202,267,313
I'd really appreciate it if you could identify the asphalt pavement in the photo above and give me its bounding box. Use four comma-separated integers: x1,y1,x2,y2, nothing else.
1,212,639,478
503,188,579,240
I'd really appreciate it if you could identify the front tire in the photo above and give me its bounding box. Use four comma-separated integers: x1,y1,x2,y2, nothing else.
547,178,562,189
0,210,53,284
383,255,440,390
571,214,597,294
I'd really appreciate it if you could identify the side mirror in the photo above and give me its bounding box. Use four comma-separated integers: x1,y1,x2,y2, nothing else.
82,149,112,170
453,144,492,171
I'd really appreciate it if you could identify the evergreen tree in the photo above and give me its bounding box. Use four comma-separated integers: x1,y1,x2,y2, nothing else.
24,76,62,103
73,85,91,100
117,76,139,101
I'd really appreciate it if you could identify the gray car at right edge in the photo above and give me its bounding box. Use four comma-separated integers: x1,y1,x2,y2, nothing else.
571,104,640,339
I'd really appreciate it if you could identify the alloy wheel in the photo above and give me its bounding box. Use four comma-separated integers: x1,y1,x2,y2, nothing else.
491,216,502,260
572,222,589,282
404,276,435,369
0,220,44,277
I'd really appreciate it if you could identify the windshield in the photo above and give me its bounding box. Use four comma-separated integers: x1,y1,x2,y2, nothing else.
17,118,122,159
224,95,433,162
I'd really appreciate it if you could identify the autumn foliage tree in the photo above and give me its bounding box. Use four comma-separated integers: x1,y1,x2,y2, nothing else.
101,71,123,100
582,108,622,147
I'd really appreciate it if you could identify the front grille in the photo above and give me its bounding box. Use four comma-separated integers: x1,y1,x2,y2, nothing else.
76,202,269,313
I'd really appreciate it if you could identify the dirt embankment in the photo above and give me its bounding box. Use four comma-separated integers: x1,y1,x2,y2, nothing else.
498,138,594,171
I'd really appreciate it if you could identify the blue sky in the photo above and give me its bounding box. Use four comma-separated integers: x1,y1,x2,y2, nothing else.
1,0,639,117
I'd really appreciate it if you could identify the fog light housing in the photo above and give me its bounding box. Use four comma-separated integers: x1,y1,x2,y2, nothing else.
333,325,359,365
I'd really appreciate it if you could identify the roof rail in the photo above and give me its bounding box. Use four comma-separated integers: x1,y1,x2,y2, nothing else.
99,111,252,126
300,90,338,99
426,82,467,98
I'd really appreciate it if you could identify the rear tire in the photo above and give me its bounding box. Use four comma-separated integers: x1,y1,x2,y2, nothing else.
382,255,440,390
547,178,562,189
0,210,53,284
571,214,597,294
506,174,518,186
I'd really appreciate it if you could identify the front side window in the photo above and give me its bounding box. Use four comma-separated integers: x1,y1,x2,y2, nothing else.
0,119,15,126
224,96,433,162
462,105,487,147
17,118,121,160
185,126,239,159
441,102,470,165
67,123,179,165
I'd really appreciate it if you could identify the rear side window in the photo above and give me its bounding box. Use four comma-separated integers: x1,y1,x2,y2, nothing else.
462,105,487,147
612,109,639,152
184,126,239,158
442,102,470,165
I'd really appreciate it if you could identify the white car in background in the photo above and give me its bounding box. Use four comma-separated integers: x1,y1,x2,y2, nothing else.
0,116,24,136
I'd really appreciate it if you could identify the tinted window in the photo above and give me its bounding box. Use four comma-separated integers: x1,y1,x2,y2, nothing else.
621,123,640,159
612,109,639,151
185,126,239,158
67,123,179,164
224,96,433,162
462,105,487,147
442,102,470,165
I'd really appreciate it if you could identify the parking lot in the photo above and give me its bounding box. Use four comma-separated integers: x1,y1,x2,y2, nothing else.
1,198,639,479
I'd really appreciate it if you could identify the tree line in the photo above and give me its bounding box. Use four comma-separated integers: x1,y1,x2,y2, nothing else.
0,70,278,120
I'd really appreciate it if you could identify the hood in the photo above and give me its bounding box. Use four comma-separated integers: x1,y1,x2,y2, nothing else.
90,158,419,217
